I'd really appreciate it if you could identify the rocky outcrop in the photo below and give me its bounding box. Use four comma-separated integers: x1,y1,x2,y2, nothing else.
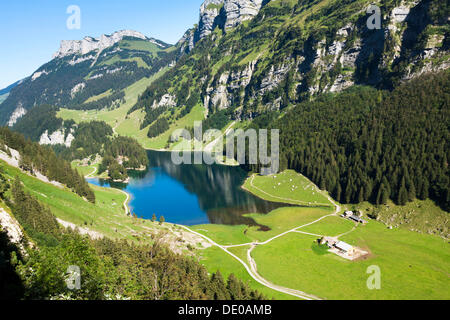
152,94,177,109
39,129,75,147
186,0,269,51
53,30,158,58
185,0,448,116
31,70,49,81
70,82,86,98
223,0,265,30
198,0,224,40
0,208,25,251
7,103,27,127
259,62,292,95
0,145,63,188
205,60,257,110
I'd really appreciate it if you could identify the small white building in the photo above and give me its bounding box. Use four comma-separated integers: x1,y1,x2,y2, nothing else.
334,241,355,254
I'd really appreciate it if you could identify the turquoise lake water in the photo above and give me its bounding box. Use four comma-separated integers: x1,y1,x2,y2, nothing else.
88,150,287,226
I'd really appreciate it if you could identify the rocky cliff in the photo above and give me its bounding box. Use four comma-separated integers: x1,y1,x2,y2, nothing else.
156,0,449,121
180,0,269,52
53,30,166,58
0,30,176,126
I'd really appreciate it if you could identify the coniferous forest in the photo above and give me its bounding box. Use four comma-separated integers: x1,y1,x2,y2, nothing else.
0,174,264,300
248,70,449,211
0,127,95,203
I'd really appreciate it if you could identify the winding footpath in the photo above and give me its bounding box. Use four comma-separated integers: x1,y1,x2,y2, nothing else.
180,180,342,300
84,166,97,178
120,189,130,215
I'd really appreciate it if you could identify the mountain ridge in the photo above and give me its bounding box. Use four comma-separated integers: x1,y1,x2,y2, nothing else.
53,30,171,59
0,31,177,126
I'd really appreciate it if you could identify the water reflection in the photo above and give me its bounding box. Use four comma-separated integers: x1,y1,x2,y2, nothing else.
90,151,289,226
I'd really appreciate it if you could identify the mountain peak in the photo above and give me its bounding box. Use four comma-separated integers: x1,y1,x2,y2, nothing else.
53,30,150,59
182,0,267,52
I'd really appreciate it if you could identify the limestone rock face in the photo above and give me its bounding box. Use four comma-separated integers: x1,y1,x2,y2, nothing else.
186,0,269,51
198,0,224,40
179,0,448,116
39,129,75,147
152,94,177,109
7,103,27,127
223,0,265,30
70,82,86,98
53,30,149,58
0,208,25,250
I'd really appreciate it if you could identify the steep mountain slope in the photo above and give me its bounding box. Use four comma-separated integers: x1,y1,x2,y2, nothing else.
127,0,449,211
0,79,24,105
3,0,448,209
269,70,449,211
0,30,176,126
0,141,266,300
137,0,448,126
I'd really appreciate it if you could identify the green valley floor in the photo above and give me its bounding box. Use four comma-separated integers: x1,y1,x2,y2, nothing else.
189,170,450,300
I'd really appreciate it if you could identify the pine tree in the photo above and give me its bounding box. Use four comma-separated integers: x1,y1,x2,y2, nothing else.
226,274,242,300
398,177,408,206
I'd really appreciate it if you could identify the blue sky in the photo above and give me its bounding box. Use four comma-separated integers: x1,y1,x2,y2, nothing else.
0,0,204,89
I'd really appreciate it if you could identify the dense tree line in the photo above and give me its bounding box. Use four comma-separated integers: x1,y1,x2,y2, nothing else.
98,155,128,181
59,121,113,161
9,177,61,246
139,106,169,129
201,109,233,132
0,127,95,203
104,136,149,169
99,136,149,181
73,90,125,111
247,71,449,211
13,105,75,141
147,117,170,138
16,117,150,183
0,172,265,300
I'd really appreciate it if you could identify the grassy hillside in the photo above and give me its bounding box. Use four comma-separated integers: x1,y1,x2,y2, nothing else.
0,159,176,243
57,68,206,150
192,169,450,300
252,223,449,300
0,157,295,300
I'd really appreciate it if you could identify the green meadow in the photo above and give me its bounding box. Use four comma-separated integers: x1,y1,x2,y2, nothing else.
243,170,332,206
193,169,450,300
198,246,297,300
252,222,450,300
58,69,206,151
0,160,170,242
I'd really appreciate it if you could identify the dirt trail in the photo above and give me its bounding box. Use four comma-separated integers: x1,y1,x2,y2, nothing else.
179,174,343,300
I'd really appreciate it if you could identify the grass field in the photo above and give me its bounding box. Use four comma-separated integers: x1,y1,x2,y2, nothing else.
58,73,162,127
0,160,172,242
71,160,109,179
252,222,450,300
192,206,334,245
300,215,356,237
57,69,207,150
192,169,450,300
119,39,168,56
243,170,332,206
191,170,336,245
355,200,449,239
199,246,298,300
142,104,206,150
83,89,113,104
